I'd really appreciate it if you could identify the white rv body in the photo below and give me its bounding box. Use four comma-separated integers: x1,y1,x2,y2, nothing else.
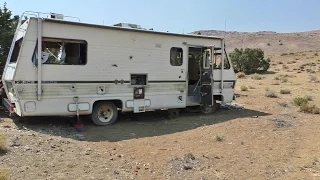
2,12,236,125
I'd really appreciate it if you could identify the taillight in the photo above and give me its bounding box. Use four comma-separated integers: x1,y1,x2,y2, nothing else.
10,103,15,112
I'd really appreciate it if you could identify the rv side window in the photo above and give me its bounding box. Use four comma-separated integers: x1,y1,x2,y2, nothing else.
10,38,23,63
170,47,183,66
214,55,230,69
32,38,87,65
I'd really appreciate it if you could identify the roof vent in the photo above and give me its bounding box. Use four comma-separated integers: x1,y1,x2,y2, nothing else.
113,23,143,29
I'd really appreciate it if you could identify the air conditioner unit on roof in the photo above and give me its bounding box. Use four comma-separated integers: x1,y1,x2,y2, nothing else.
48,13,64,20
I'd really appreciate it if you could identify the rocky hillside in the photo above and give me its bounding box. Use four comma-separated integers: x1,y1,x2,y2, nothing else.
191,30,320,56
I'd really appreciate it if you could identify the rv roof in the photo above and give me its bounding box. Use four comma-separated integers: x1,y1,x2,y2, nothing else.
34,17,222,40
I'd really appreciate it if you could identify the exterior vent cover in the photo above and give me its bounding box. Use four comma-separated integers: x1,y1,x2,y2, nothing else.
113,23,143,29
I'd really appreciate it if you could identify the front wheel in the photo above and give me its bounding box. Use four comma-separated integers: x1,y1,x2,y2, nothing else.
91,101,118,125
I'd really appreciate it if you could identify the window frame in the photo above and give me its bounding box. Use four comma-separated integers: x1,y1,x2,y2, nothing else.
31,37,88,66
170,47,183,66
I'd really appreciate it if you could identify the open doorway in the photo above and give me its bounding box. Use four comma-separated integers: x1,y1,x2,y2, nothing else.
187,46,202,96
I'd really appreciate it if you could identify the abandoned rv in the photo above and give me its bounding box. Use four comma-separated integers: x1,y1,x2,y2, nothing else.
2,12,236,125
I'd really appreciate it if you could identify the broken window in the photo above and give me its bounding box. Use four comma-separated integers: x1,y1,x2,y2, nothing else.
170,47,183,66
32,38,87,65
214,55,230,69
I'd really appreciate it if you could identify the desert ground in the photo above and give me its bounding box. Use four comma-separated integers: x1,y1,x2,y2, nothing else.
0,31,320,180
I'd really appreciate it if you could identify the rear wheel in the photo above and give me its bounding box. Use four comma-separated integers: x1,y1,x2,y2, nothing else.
91,101,118,125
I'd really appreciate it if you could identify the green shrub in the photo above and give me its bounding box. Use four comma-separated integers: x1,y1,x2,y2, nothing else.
293,97,309,106
229,48,271,74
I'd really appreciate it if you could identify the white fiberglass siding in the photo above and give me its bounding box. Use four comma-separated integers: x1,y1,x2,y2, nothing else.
14,18,222,82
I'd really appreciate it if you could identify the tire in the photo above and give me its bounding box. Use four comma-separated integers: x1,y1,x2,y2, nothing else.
91,101,118,125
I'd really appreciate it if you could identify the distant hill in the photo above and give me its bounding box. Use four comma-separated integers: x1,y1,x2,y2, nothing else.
190,30,320,56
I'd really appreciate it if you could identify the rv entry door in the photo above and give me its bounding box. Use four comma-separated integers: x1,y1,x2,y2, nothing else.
200,47,214,107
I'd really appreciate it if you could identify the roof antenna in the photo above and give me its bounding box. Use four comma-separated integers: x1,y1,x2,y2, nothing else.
224,18,227,48
224,18,227,39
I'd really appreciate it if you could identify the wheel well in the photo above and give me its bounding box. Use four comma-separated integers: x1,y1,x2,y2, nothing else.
93,100,123,109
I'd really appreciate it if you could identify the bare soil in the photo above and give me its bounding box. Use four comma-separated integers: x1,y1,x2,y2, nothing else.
1,33,320,179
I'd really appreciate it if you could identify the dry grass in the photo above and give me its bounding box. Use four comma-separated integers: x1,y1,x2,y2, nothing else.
0,135,8,155
278,102,289,107
265,89,278,98
240,85,248,91
0,169,9,180
274,74,292,83
281,77,288,83
216,135,224,142
309,75,319,82
292,96,318,114
304,95,313,101
251,74,263,80
299,103,320,114
282,65,289,70
271,81,280,85
280,89,291,94
236,72,246,78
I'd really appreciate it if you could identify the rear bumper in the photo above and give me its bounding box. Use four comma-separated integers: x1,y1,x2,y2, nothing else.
2,97,15,114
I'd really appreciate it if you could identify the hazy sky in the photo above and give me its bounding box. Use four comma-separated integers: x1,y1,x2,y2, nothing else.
3,0,320,33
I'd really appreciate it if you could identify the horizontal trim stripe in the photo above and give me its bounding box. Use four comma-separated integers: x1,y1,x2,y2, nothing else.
14,80,187,84
14,80,235,84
